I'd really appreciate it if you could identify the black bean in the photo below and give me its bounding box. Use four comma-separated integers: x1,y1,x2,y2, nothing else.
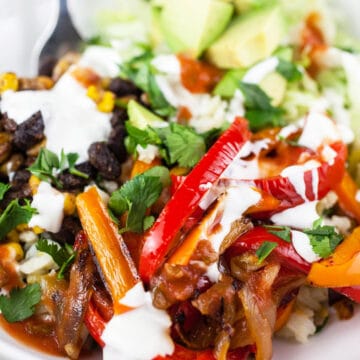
0,183,32,210
11,169,31,188
0,113,17,133
13,111,45,150
47,216,82,245
58,162,95,190
110,107,128,127
108,123,127,163
108,77,141,97
88,142,121,180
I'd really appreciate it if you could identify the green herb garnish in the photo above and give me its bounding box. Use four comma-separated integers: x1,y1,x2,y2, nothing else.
0,200,36,241
109,166,170,233
256,241,278,264
0,284,42,323
304,218,343,258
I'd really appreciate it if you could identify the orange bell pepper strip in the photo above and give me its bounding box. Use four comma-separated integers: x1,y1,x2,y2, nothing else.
168,198,224,266
130,157,162,178
307,227,360,287
76,186,139,314
333,171,360,224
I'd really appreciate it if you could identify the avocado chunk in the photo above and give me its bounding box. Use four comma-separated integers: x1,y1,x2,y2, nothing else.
128,100,167,129
213,69,245,98
160,0,234,58
206,6,284,69
214,68,286,106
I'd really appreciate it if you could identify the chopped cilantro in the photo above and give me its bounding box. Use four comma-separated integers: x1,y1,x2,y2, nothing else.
125,122,206,168
276,59,302,82
0,284,41,323
109,166,170,233
264,225,291,242
0,183,10,201
0,200,36,241
28,148,88,188
256,241,278,264
121,51,175,117
238,82,285,131
163,123,206,168
304,218,343,258
36,238,76,279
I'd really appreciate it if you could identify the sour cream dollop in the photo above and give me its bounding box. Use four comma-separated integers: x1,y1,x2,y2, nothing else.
102,282,174,360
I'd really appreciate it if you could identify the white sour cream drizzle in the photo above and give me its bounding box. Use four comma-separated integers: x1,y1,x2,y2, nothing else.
209,185,261,253
28,181,64,233
102,282,174,360
271,201,319,229
0,46,121,163
242,56,279,84
281,160,320,201
291,230,320,263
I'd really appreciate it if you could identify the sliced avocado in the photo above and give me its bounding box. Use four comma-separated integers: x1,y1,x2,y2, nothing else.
260,72,287,106
213,69,245,98
128,100,167,129
160,0,234,58
233,0,271,14
206,6,284,69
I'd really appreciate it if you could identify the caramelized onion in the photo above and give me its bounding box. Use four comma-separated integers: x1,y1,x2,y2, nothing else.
56,232,96,359
238,262,280,360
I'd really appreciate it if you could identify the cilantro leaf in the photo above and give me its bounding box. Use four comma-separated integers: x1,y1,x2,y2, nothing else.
304,218,343,258
276,59,302,82
109,167,169,233
28,148,60,186
126,122,205,169
256,241,278,264
264,225,291,243
121,51,175,116
148,73,175,117
36,238,76,279
0,183,10,201
28,148,88,188
238,82,285,131
0,200,36,241
163,123,206,168
0,284,41,323
239,82,274,110
125,122,162,147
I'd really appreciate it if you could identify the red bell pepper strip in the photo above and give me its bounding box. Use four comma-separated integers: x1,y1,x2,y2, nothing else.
253,141,346,215
139,117,252,283
225,226,311,273
227,226,360,303
220,141,347,218
84,300,107,348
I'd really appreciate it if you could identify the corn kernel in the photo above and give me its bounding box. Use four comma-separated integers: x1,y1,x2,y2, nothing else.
29,175,41,195
0,72,19,94
63,192,76,215
6,229,19,243
87,85,102,102
97,91,115,113
6,242,24,261
16,224,29,232
33,226,44,234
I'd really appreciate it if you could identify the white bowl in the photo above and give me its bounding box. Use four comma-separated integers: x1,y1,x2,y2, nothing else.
1,1,360,359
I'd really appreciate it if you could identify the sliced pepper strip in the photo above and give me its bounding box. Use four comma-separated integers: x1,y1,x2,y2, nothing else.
333,171,360,224
308,227,360,287
76,187,139,314
84,300,106,347
139,117,251,283
220,141,347,218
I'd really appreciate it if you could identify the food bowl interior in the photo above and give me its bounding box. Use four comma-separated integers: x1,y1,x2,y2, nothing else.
1,0,360,359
